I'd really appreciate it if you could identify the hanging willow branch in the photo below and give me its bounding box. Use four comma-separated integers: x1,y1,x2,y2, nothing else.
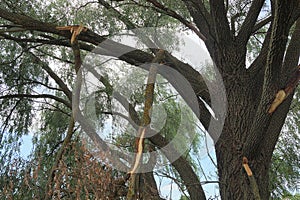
45,28,84,199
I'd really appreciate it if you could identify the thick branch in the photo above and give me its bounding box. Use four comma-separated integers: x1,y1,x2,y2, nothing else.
149,130,206,200
0,32,95,52
282,19,300,76
209,0,232,43
261,19,300,161
0,8,106,45
243,0,299,157
181,0,212,41
237,0,265,44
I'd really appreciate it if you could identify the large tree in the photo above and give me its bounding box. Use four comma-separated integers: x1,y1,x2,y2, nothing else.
0,0,299,199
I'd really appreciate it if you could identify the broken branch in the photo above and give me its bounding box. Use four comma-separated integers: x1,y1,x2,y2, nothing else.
268,64,300,113
242,157,261,200
56,24,88,44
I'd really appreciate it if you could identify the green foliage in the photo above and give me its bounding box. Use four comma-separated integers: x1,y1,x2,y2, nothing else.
282,194,300,200
179,195,190,200
0,0,299,199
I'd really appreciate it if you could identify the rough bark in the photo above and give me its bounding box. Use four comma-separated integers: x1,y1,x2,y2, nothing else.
213,2,300,199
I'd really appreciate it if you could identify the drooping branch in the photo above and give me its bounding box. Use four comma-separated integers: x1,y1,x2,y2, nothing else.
0,7,209,97
2,36,72,104
28,52,73,101
0,7,213,136
45,29,85,199
97,0,159,50
0,7,210,195
92,42,214,131
0,94,71,108
98,0,136,30
45,117,75,199
0,99,21,143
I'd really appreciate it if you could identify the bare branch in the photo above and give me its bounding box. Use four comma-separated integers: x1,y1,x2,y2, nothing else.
181,0,213,40
237,0,265,44
0,94,71,108
252,16,272,34
145,0,207,41
28,52,73,101
97,0,159,49
209,0,232,43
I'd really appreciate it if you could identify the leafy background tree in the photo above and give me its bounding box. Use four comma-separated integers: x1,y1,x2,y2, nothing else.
0,0,299,199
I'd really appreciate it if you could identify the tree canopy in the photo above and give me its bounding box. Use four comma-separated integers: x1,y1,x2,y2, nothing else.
0,0,299,199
